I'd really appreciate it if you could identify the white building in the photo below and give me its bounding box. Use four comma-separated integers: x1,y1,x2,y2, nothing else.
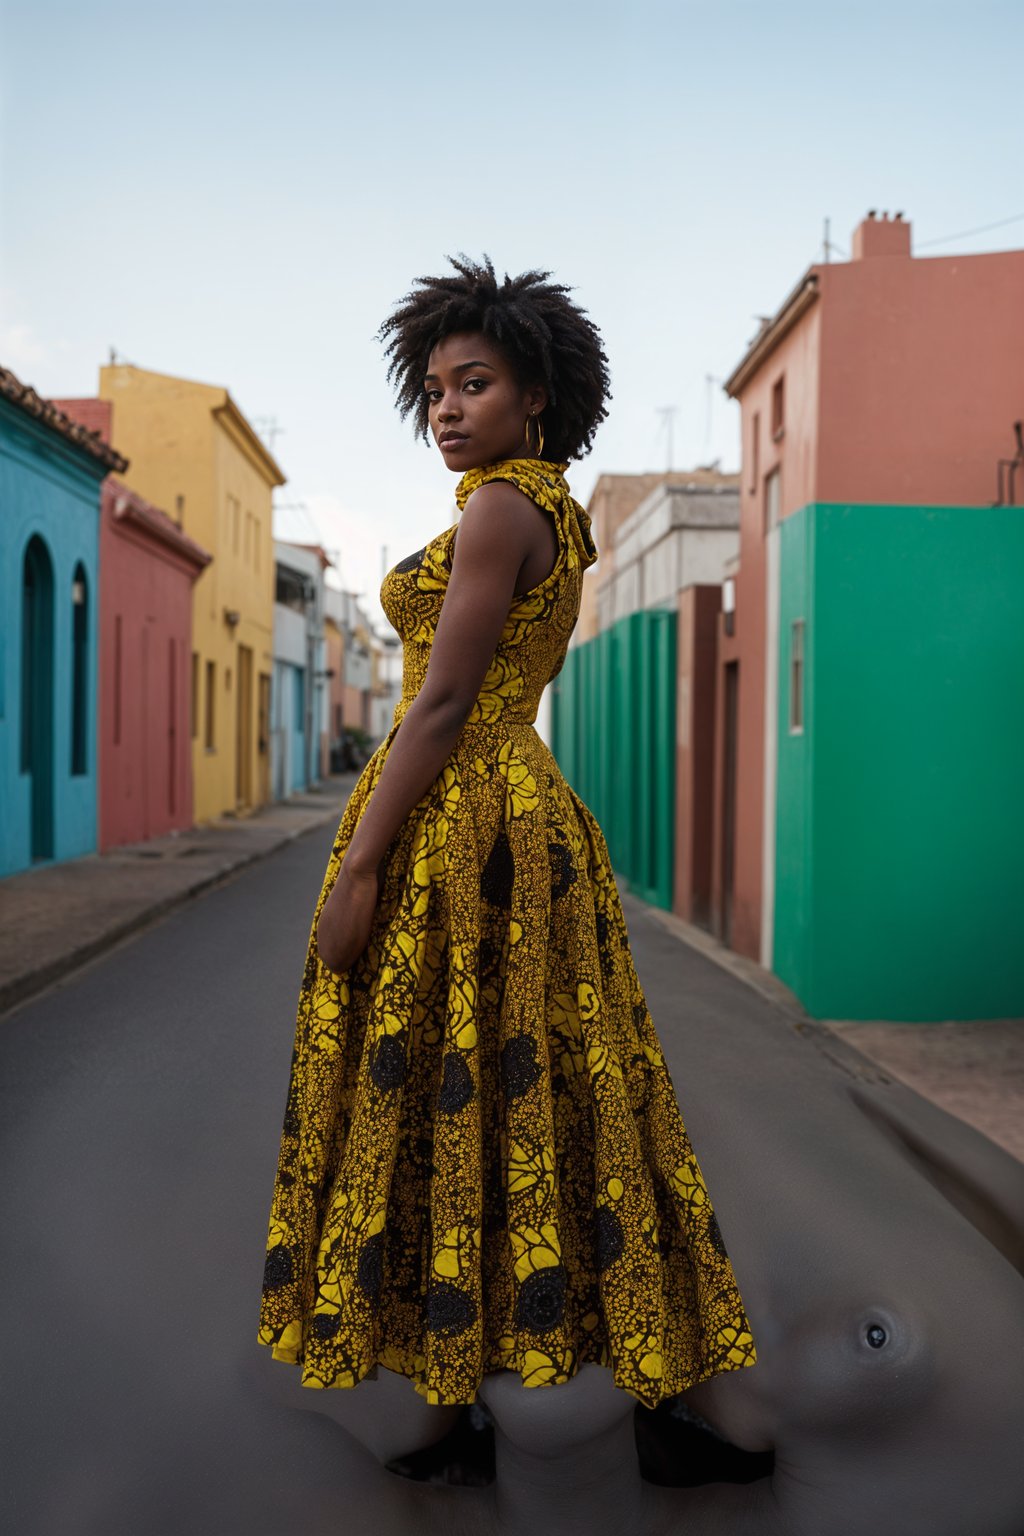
272,540,331,798
595,481,740,632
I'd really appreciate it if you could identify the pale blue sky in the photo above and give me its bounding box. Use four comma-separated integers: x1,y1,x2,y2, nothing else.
2,0,1021,619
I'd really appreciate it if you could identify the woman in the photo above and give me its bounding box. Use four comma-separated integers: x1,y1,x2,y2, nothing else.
257,255,758,1415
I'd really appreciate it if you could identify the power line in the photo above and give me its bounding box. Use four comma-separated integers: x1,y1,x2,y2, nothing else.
915,210,1024,249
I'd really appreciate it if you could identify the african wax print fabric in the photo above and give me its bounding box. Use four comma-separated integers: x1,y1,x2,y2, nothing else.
258,456,758,1406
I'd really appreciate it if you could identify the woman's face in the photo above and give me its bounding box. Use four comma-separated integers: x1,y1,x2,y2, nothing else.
424,331,548,471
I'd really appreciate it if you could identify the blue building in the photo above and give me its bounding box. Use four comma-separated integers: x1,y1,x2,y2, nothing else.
0,367,127,877
271,540,329,799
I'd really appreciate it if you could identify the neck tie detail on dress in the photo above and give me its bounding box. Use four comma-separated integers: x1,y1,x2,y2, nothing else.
455,457,599,575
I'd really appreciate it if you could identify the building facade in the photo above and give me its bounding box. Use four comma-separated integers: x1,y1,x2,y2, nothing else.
98,364,285,823
53,398,212,850
323,585,348,770
719,210,1024,1018
575,471,685,645
552,473,739,918
369,630,402,741
343,607,373,735
0,369,126,876
272,540,330,798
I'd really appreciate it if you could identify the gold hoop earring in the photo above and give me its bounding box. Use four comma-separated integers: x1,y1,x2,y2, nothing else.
526,412,545,457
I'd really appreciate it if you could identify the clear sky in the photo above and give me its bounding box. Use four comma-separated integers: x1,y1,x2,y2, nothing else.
2,0,1021,622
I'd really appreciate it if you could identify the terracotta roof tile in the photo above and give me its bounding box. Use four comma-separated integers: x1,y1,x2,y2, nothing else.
0,366,128,472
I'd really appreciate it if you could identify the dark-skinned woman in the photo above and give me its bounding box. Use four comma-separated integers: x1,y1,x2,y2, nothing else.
257,256,758,1429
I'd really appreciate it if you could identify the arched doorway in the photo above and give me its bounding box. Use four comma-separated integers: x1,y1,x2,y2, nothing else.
21,535,56,861
71,561,89,777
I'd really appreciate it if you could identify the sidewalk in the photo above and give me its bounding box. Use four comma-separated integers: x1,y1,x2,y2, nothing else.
0,774,356,1017
3,784,1019,1164
645,903,1024,1164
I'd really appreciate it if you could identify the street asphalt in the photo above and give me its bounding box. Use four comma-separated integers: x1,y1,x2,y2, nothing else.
1,793,1020,1534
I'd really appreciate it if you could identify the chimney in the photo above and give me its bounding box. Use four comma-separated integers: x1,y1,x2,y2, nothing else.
851,209,911,260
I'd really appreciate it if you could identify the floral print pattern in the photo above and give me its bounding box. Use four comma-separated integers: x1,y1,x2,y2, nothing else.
257,456,758,1407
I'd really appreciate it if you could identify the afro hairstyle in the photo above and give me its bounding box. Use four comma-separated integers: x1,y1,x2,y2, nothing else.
377,253,611,461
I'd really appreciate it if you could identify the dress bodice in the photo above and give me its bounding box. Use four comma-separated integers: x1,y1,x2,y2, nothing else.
379,457,598,728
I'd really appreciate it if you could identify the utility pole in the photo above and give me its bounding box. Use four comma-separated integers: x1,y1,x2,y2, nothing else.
656,406,678,472
704,374,723,449
824,216,831,264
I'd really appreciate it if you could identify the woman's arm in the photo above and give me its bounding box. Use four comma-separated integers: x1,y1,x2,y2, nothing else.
316,481,550,971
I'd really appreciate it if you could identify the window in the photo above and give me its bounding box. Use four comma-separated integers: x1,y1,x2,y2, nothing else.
205,659,216,749
294,668,305,732
114,615,123,746
790,619,804,733
191,652,200,738
70,563,88,775
749,412,760,491
244,511,252,564
276,565,308,611
771,375,785,439
254,518,261,572
764,466,781,533
722,576,736,638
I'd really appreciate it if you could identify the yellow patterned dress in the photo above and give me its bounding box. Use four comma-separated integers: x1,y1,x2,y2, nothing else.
258,456,758,1408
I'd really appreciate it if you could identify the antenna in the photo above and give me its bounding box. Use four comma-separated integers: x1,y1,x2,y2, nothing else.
656,406,678,471
821,218,848,262
273,499,320,543
704,375,723,448
253,416,285,451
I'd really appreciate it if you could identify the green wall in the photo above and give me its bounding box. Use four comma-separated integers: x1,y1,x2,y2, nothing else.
775,503,1024,1021
551,609,676,910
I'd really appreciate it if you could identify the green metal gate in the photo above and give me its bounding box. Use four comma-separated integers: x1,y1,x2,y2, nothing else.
550,609,676,910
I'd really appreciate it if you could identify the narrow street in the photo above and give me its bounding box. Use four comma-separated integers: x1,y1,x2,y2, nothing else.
0,822,366,1535
2,817,1020,1535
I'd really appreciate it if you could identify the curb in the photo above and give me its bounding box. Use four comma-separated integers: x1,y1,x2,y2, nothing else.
0,801,342,1019
636,896,899,1088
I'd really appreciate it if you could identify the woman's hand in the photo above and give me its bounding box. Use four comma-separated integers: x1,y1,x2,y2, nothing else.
316,859,382,975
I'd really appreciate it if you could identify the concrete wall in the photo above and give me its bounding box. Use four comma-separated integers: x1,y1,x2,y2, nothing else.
713,304,823,958
775,503,1024,1021
324,615,346,751
271,656,306,799
272,605,306,796
274,541,328,786
674,585,721,927
577,473,677,644
602,486,740,628
816,247,1024,508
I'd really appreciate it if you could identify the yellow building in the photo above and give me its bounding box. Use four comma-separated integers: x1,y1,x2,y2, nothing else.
99,364,285,823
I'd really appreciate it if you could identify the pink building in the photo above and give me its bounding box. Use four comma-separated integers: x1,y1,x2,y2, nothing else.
714,212,1024,963
52,399,211,849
